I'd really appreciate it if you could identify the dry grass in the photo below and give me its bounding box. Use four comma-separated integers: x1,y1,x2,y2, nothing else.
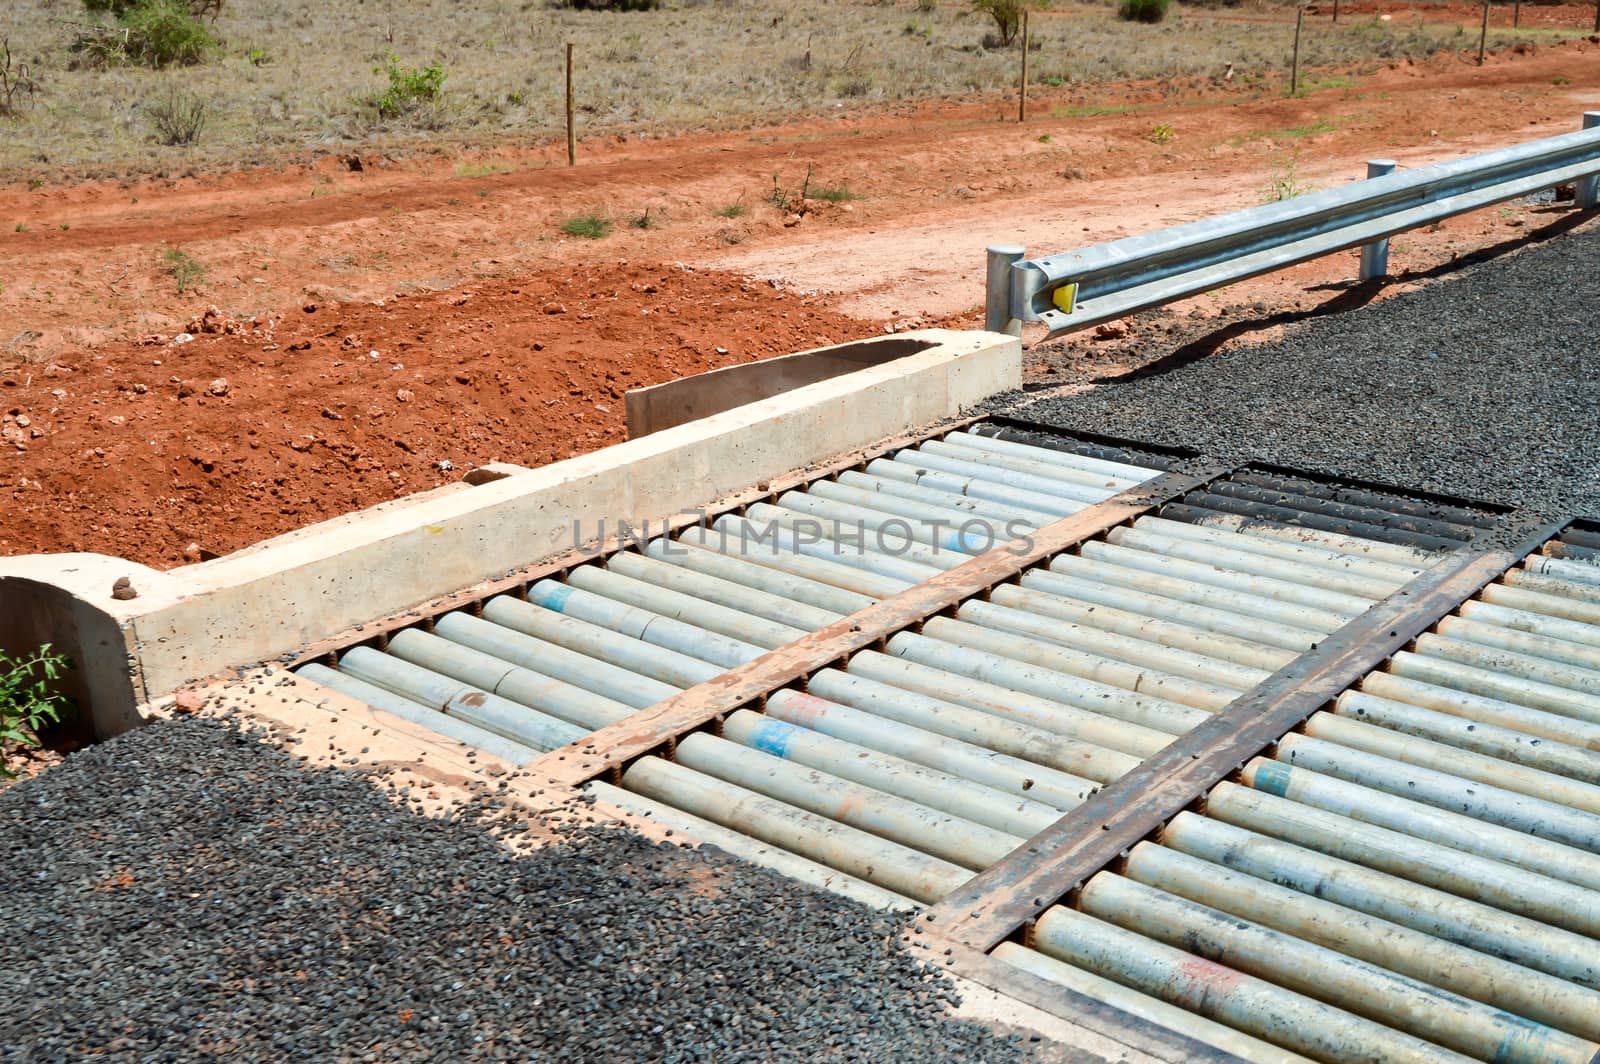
0,0,1575,179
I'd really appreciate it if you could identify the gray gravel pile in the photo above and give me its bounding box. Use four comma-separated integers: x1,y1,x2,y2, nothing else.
0,717,1042,1063
1006,223,1600,513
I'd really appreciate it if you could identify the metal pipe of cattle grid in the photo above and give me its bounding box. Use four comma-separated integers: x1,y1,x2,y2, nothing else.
1128,515,1424,584
618,755,969,903
955,598,1271,689
919,616,1239,712
773,490,1006,556
477,597,721,688
1525,553,1600,587
526,579,767,668
985,243,1026,336
586,780,917,912
1482,580,1600,626
1358,671,1600,750
762,685,1096,810
917,439,1137,491
844,651,1165,767
605,549,842,631
1018,567,1325,651
864,457,1084,518
562,565,807,648
1457,599,1600,649
1333,690,1600,785
833,469,1059,528
1247,755,1600,888
737,504,962,576
885,447,1118,505
721,708,1059,837
1118,845,1600,1050
1198,481,1483,543
1214,778,1600,935
1105,526,1403,600
1388,650,1600,724
1276,729,1600,840
887,631,1207,734
801,479,1028,546
298,663,540,765
1077,539,1374,617
1414,633,1600,696
1044,554,1350,633
806,666,1141,784
1161,812,1600,989
1162,497,1464,553
937,429,1158,483
432,610,683,707
987,583,1296,672
1228,472,1498,531
643,536,877,615
992,944,1317,1064
1504,565,1600,603
683,521,914,599
1181,511,1441,568
387,626,640,729
670,731,1024,870
337,646,586,752
1029,905,1477,1064
1435,614,1600,672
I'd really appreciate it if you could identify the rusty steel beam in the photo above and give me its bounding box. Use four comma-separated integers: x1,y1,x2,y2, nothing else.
918,510,1569,954
532,463,1234,788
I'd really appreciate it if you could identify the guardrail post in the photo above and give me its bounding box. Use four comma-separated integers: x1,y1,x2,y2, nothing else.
985,244,1026,337
1579,112,1600,210
1358,160,1398,281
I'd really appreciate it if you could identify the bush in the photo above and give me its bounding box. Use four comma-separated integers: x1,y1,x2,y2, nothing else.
84,0,222,16
148,89,208,144
366,55,445,119
1,645,74,778
560,213,611,239
564,0,662,9
1118,0,1170,23
970,0,1045,48
75,0,221,69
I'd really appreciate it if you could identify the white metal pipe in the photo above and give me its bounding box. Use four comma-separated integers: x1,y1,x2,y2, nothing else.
844,652,1161,769
338,646,586,752
887,447,1116,505
645,535,877,616
992,943,1316,1064
957,597,1270,690
389,626,640,728
836,468,1058,528
807,476,1031,536
299,663,539,765
1019,566,1324,651
564,565,806,649
807,666,1140,785
1187,511,1442,568
686,520,914,598
606,548,842,631
865,457,1083,519
1031,904,1476,1064
921,616,1239,712
1131,515,1423,584
916,438,1135,493
526,579,766,669
1436,614,1600,673
477,597,722,689
1106,526,1402,600
1078,540,1373,618
888,631,1206,734
1457,599,1600,650
722,708,1059,838
1232,768,1600,925
1527,554,1600,588
1044,554,1348,634
1503,566,1600,604
434,610,681,708
1359,670,1600,751
1334,690,1600,785
988,582,1295,672
1481,582,1600,626
1276,731,1600,846
1415,632,1600,697
1163,811,1600,990
1117,846,1600,1052
739,503,962,575
586,779,916,911
672,731,1023,870
774,490,997,557
1389,650,1600,724
619,755,969,903
940,429,1155,483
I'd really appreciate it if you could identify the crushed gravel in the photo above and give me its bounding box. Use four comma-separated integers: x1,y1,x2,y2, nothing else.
1003,221,1600,514
0,716,1053,1063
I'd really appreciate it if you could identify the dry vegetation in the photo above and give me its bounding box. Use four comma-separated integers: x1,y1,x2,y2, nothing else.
0,0,1578,178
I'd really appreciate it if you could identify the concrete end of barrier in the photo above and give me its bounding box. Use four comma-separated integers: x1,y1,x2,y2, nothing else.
2,329,1020,736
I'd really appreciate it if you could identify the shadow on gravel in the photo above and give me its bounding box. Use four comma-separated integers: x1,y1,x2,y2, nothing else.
1093,206,1595,386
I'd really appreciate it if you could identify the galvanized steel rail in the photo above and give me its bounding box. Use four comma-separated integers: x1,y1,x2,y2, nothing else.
985,112,1600,337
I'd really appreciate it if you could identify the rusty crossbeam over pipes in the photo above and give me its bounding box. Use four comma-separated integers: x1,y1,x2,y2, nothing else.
532,463,1234,788
917,510,1570,953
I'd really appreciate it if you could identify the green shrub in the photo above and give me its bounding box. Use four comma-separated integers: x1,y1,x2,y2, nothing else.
367,55,446,119
1,644,74,778
970,0,1045,47
121,0,220,67
1118,0,1170,23
560,213,611,239
163,246,205,291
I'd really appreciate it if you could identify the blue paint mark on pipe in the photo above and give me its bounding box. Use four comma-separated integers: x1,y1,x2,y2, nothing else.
748,718,796,759
530,583,574,613
1253,760,1293,798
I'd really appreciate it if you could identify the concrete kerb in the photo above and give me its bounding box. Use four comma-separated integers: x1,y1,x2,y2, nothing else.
0,329,1021,738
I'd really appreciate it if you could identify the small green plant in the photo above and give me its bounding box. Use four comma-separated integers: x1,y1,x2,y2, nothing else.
244,45,269,66
1147,122,1175,144
1,644,74,778
1118,0,1170,23
970,0,1046,47
27,177,44,191
714,200,748,219
1552,76,1571,86
631,207,662,230
560,212,611,239
163,246,205,291
1260,150,1317,203
147,89,208,145
1037,133,1052,143
366,54,445,119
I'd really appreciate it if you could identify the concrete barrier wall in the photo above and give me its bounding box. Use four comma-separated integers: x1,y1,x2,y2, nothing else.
0,329,1020,735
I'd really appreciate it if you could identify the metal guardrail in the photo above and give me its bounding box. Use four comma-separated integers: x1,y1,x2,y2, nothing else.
986,111,1600,337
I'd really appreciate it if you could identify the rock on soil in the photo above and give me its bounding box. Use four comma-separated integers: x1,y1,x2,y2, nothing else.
0,717,1052,1063
1007,223,1600,513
